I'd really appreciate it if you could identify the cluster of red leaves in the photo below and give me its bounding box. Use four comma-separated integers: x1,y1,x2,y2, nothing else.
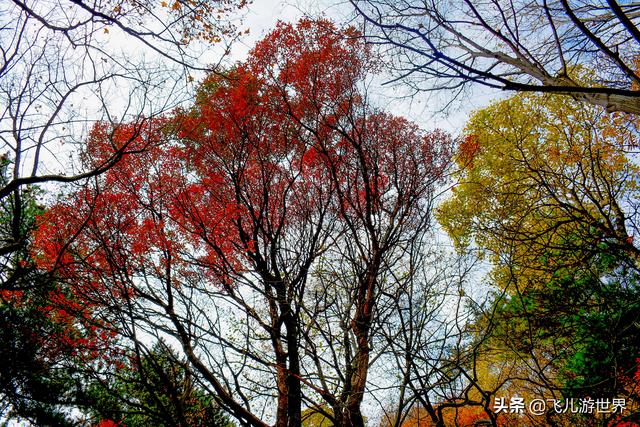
458,133,481,168
248,19,370,115
1,280,122,370
393,405,514,427
607,359,640,426
93,419,122,427
0,289,23,303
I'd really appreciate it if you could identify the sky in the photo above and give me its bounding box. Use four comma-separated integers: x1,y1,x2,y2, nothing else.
70,0,500,140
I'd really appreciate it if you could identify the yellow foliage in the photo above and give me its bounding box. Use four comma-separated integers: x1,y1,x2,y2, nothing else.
437,92,640,291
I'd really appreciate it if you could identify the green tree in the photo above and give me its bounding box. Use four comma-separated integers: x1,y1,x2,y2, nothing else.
87,341,233,427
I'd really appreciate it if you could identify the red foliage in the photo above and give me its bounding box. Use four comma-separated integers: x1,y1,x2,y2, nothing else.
31,19,452,368
94,420,122,427
458,133,481,168
393,405,512,427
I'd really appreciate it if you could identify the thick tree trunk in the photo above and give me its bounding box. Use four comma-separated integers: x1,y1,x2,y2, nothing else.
271,281,302,427
267,281,290,427
339,268,378,427
274,354,289,427
344,341,369,427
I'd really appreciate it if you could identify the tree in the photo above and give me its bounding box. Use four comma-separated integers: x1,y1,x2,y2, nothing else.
371,251,511,427
87,341,233,427
439,91,640,282
1,153,123,425
350,0,640,114
1,0,247,290
301,405,333,426
33,19,453,426
380,405,500,427
1,0,248,421
437,92,640,424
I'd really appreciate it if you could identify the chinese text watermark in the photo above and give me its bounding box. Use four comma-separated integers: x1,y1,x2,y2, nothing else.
493,397,626,416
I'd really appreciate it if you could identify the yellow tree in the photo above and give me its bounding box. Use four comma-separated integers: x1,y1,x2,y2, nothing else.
438,92,640,425
439,92,640,286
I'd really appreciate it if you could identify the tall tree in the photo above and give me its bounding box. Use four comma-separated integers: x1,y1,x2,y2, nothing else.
33,19,453,426
1,0,248,421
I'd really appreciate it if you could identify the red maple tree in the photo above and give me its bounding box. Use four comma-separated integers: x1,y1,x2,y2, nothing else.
33,19,452,427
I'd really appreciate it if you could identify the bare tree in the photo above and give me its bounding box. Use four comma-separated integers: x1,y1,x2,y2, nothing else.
350,0,640,114
296,114,451,426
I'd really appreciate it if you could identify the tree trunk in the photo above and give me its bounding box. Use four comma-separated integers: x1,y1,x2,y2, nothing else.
340,268,378,427
285,304,302,425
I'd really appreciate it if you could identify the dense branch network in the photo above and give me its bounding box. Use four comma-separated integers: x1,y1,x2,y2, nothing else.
351,0,640,114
